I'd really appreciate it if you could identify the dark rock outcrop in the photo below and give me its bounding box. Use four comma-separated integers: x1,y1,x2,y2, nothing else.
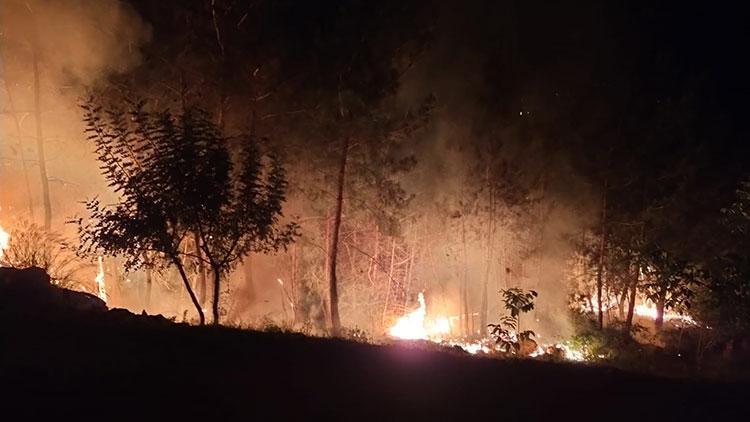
0,266,107,316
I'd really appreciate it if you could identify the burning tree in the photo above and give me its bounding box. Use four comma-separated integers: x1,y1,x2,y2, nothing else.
76,99,298,325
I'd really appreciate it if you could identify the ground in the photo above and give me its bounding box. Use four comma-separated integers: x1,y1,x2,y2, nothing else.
1,309,748,420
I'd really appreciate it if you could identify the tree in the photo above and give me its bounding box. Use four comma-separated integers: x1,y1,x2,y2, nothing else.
186,129,299,325
76,99,297,325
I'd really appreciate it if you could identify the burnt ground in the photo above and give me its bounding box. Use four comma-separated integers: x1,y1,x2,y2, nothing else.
0,311,748,421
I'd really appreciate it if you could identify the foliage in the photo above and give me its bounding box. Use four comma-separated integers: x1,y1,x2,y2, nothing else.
641,250,701,316
698,177,750,332
488,288,538,353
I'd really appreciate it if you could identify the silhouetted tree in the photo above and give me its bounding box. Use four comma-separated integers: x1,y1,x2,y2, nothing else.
76,99,297,325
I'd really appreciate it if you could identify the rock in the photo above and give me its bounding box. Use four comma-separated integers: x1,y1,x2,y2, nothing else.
0,266,107,316
105,307,172,326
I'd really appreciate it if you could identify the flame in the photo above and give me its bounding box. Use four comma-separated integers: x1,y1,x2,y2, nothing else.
387,292,595,360
0,224,9,261
530,343,587,361
388,292,429,340
581,295,696,326
634,302,696,325
388,293,451,340
95,256,107,303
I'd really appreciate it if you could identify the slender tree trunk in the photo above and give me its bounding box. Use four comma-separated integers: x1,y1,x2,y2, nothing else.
328,136,349,336
625,222,645,335
381,237,397,326
194,232,208,305
211,267,222,325
290,244,298,324
0,57,36,218
32,36,52,230
461,216,469,336
210,0,228,131
173,256,205,325
655,294,666,329
595,180,608,330
624,265,638,336
481,173,494,333
618,287,627,320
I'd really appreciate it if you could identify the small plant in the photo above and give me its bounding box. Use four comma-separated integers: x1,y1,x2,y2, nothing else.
489,288,538,354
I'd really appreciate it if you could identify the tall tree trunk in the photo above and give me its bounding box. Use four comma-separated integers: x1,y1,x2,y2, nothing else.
290,244,298,324
210,0,227,131
618,287,627,321
655,294,666,329
0,56,36,218
461,216,469,336
481,172,494,333
32,34,52,230
173,256,205,325
328,136,349,336
194,232,207,305
212,267,221,325
624,266,638,335
595,180,608,330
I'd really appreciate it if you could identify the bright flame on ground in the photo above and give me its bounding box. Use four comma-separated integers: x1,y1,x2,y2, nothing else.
95,256,107,303
389,292,430,340
387,294,495,355
634,302,696,325
388,293,590,360
530,344,587,362
0,225,9,261
581,296,697,326
388,293,452,341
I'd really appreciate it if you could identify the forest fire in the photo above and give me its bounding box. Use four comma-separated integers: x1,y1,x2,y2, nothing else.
2,3,750,416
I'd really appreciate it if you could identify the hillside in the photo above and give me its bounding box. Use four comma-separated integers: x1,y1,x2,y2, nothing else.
0,267,747,420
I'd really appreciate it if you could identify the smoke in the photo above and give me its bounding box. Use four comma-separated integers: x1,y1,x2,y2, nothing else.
0,0,151,224
0,0,151,303
389,0,609,340
1,0,151,85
